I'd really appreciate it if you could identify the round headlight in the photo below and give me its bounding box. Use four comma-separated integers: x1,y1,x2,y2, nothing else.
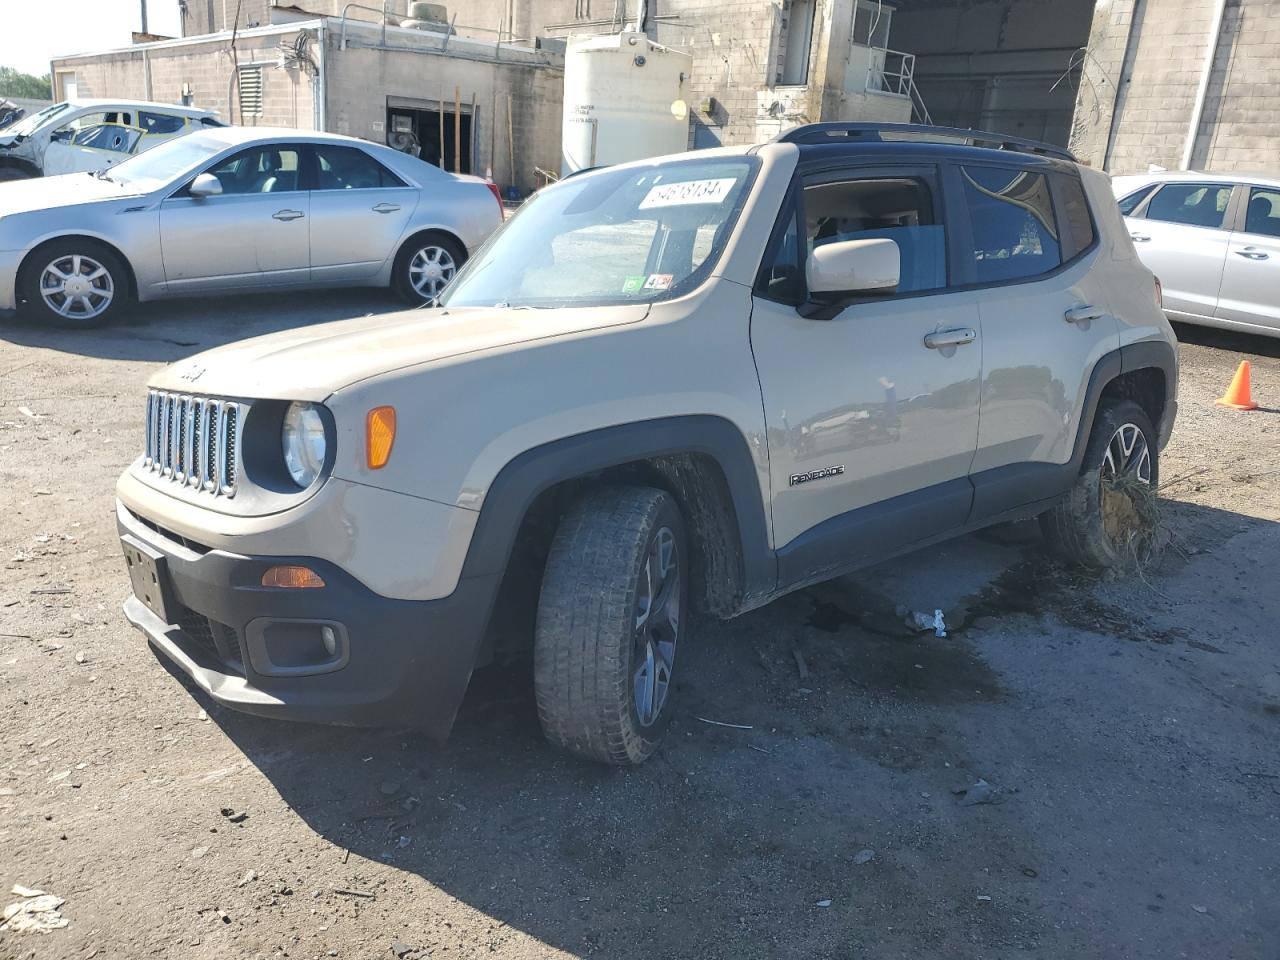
282,401,326,489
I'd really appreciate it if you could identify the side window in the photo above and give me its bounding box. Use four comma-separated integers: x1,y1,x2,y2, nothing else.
75,124,141,154
50,111,110,143
203,146,303,195
1243,188,1280,239
140,112,187,136
755,203,804,303
313,145,405,190
962,165,1061,283
803,176,947,294
1055,174,1096,255
1117,184,1156,216
1144,182,1233,229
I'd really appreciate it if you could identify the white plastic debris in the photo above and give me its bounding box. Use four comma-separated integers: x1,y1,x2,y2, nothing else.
1,885,69,933
932,609,947,638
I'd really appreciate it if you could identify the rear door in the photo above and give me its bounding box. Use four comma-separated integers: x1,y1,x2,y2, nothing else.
1215,185,1280,331
306,144,417,282
749,161,982,579
1125,180,1235,320
159,144,310,292
959,162,1120,522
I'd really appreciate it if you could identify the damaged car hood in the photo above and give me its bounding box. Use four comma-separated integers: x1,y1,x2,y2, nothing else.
150,304,652,401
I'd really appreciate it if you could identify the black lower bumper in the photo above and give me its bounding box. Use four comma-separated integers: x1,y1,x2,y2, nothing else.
117,504,499,735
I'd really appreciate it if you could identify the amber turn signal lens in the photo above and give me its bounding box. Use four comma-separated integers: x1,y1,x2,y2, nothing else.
261,565,325,589
366,405,396,469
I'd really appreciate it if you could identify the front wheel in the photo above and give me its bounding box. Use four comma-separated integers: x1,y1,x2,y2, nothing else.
18,240,129,328
1040,399,1160,568
534,486,688,766
391,232,466,305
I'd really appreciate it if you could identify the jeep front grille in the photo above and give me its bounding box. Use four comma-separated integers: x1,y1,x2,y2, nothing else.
143,390,241,496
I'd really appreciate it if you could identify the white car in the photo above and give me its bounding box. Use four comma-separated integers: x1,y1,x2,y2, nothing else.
0,99,222,181
1113,171,1280,337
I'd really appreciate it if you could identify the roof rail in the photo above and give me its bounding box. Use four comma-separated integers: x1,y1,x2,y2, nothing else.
772,122,1076,162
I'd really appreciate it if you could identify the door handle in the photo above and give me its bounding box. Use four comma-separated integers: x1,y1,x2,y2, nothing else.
272,209,305,221
1130,233,1151,242
372,202,401,214
1064,304,1104,325
1235,247,1269,260
923,328,977,349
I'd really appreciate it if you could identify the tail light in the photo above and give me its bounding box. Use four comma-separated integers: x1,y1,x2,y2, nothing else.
485,181,504,220
1154,276,1163,310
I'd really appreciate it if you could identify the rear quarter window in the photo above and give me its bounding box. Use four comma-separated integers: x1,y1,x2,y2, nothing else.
961,165,1062,284
1055,174,1096,256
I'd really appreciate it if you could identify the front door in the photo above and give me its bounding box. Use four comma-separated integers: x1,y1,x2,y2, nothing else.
750,164,982,584
958,164,1121,520
159,145,310,293
42,111,141,175
306,144,416,282
1216,185,1280,331
1124,180,1235,320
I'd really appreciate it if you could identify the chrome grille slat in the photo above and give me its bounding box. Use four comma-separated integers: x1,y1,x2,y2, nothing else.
142,390,242,497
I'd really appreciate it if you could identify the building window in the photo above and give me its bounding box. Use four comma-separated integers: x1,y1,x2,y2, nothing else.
778,0,815,86
238,65,264,120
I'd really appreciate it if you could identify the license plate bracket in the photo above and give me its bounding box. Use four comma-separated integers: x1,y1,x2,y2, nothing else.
121,534,177,625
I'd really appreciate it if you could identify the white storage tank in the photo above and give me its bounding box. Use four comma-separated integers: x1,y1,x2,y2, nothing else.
561,31,692,174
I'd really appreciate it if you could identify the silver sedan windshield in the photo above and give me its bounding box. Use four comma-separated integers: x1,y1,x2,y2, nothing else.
441,157,757,309
109,135,229,189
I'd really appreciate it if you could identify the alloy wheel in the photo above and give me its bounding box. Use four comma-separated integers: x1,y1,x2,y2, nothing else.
39,254,114,320
632,526,680,728
1099,422,1153,544
408,245,457,300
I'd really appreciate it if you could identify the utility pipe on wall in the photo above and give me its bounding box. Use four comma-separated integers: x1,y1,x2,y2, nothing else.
1181,0,1228,170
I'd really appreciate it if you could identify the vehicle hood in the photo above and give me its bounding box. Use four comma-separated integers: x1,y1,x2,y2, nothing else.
0,173,142,217
0,134,17,148
149,304,652,402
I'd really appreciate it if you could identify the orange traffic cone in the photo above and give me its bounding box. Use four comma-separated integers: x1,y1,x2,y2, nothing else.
1215,360,1259,411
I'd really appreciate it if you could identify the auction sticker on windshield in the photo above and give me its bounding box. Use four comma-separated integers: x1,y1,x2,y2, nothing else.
639,178,738,209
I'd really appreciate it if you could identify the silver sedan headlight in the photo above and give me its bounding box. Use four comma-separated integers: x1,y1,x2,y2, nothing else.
282,401,326,488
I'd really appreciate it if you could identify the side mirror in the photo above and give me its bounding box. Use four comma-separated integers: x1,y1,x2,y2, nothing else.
188,172,223,198
807,237,900,295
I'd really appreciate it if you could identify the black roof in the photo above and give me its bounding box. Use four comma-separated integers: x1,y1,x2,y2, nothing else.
773,122,1076,164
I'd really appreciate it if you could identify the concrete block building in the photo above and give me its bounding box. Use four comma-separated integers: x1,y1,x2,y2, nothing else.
1069,0,1280,173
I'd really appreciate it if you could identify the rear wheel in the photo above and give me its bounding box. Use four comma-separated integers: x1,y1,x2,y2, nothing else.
392,232,466,305
18,240,129,328
534,486,687,766
1040,399,1160,568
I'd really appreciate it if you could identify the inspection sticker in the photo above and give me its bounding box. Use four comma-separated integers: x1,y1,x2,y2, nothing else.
639,177,738,209
643,273,674,291
621,275,647,293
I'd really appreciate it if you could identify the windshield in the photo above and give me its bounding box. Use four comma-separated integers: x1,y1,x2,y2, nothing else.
108,134,228,188
6,102,73,137
441,156,757,309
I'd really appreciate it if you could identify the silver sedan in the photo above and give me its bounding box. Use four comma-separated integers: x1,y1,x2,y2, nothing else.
0,127,504,327
1113,170,1280,338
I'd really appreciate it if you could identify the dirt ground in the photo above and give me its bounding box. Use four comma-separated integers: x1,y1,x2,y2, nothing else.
2,294,1279,960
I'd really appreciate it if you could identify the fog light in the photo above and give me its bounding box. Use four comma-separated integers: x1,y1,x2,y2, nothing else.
261,565,325,589
321,625,338,658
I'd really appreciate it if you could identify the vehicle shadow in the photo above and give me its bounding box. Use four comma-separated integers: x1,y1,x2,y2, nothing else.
164,500,1277,958
0,288,411,363
1172,321,1280,360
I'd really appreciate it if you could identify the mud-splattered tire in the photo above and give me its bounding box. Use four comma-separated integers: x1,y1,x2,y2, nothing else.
534,486,687,766
1041,399,1159,569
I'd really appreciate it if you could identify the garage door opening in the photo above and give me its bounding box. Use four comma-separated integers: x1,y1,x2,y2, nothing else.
386,102,473,174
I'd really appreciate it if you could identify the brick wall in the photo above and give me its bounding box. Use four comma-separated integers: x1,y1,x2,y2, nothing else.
1071,0,1280,173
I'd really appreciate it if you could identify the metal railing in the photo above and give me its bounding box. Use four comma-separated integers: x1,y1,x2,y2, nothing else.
866,47,933,125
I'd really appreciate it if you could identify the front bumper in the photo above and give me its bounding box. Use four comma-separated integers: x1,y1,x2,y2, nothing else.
0,248,22,312
117,501,499,734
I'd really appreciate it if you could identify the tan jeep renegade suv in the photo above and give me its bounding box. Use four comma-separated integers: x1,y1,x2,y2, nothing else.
117,123,1177,765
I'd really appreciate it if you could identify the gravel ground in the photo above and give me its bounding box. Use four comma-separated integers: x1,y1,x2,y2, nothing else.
2,297,1279,960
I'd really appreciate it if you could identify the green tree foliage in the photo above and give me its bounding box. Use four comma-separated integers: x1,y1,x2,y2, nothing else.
0,67,53,100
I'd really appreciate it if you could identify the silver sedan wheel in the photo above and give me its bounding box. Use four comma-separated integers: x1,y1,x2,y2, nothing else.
632,526,680,728
407,245,457,300
39,254,115,320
